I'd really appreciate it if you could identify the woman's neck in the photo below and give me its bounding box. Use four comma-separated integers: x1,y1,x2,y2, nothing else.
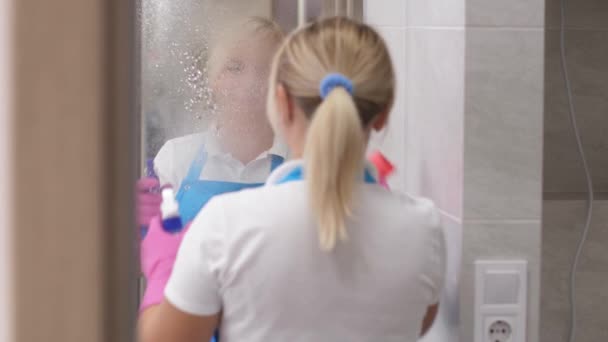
216,126,274,165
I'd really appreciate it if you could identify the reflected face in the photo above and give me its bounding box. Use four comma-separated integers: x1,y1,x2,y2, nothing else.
210,38,278,134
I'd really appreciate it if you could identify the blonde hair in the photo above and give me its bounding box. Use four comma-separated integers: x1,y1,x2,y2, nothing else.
268,17,395,251
207,17,284,80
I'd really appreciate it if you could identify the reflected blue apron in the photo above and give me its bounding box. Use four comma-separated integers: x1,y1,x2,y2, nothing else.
175,146,283,342
176,146,284,223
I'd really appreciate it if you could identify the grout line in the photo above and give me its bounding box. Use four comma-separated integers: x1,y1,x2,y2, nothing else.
465,25,544,30
376,25,608,31
376,25,548,31
544,192,608,200
465,219,542,224
545,27,608,32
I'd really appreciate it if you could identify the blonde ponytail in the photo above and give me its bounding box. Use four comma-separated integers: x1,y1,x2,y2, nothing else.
268,17,395,251
304,87,365,250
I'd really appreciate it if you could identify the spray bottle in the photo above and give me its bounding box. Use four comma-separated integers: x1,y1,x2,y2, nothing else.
160,187,183,233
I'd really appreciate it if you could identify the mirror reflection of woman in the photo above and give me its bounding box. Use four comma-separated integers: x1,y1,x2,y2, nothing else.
136,17,288,234
139,17,446,342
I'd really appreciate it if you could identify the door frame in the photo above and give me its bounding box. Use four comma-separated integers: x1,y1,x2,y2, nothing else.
11,0,137,341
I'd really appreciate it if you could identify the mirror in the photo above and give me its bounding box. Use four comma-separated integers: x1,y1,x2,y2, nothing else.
138,0,362,167
136,0,363,305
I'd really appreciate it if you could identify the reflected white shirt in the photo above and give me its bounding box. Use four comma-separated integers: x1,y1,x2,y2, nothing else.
164,161,446,342
153,132,289,189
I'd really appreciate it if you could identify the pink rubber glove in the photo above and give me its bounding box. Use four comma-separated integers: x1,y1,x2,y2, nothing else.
140,216,191,312
136,177,162,227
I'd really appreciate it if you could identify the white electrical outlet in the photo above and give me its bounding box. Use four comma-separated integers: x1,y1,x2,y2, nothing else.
485,316,514,342
474,260,527,342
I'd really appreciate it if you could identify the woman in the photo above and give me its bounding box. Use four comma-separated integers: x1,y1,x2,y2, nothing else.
137,17,287,234
139,17,446,342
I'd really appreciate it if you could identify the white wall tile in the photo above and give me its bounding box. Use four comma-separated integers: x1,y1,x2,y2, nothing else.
369,27,407,192
466,0,545,27
405,28,464,218
460,221,541,342
408,0,465,27
464,28,544,220
364,0,406,27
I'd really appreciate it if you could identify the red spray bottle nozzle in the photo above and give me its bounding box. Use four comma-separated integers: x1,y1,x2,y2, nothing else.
369,151,395,180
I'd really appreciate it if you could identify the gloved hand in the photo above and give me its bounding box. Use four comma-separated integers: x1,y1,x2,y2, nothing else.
136,177,162,237
140,216,191,312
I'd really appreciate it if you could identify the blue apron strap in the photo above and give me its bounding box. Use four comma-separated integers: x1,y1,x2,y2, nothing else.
364,169,377,184
270,154,284,171
184,146,208,183
278,166,378,185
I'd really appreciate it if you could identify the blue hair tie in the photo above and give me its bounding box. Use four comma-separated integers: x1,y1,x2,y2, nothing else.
319,73,354,99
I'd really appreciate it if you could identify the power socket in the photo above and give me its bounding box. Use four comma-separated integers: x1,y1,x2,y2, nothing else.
485,316,513,342
475,260,527,342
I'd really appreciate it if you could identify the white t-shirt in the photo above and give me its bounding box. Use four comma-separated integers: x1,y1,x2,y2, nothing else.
153,132,289,189
165,160,446,341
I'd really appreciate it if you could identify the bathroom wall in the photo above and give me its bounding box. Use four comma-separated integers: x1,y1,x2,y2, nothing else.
462,1,544,341
542,1,608,341
544,0,608,195
365,0,544,341
542,200,608,341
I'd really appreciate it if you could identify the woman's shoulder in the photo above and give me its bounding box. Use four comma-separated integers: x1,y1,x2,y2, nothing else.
362,187,441,229
159,132,207,151
399,193,440,224
208,181,305,213
155,133,207,166
153,132,208,187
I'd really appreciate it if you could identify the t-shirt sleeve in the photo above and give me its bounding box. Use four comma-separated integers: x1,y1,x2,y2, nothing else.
164,198,226,316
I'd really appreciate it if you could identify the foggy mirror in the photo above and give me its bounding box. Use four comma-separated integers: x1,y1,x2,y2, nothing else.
138,0,362,167
136,0,363,306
